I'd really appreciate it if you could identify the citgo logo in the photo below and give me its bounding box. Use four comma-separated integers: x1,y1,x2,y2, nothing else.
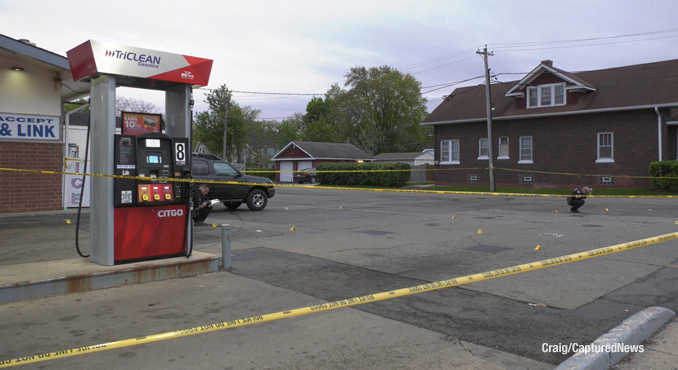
158,209,184,218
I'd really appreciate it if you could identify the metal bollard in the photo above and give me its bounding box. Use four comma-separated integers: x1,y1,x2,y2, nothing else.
221,224,231,271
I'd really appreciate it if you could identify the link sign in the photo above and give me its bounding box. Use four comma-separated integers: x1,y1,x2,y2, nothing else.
0,113,60,141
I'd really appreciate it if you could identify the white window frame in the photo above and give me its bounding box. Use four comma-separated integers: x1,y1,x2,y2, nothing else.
440,139,460,165
528,87,538,108
527,83,566,108
497,137,509,159
450,140,459,163
518,136,533,164
596,132,614,163
478,138,489,160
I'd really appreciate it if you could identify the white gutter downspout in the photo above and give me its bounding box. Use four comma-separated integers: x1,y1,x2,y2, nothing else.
654,107,662,162
63,104,90,210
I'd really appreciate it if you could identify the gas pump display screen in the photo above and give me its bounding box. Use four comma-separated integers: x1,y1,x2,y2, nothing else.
146,154,162,164
145,139,161,148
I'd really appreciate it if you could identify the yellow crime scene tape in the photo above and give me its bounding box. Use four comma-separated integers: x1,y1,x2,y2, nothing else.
1,231,677,368
2,166,678,199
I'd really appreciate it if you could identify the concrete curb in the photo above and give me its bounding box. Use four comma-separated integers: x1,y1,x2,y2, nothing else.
554,306,676,370
0,252,219,303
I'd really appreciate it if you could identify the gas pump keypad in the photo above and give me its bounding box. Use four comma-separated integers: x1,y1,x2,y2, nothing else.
115,133,189,207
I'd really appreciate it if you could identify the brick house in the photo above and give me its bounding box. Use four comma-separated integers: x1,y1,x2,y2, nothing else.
271,141,373,182
422,59,678,188
0,34,88,214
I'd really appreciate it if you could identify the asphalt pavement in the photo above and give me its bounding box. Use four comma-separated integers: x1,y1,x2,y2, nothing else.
1,186,677,369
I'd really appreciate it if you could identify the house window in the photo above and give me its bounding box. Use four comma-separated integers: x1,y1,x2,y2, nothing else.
440,140,459,164
597,132,614,163
554,85,565,105
451,140,459,162
467,174,479,183
498,137,509,159
540,86,552,106
521,174,534,184
527,83,566,108
519,136,533,163
528,88,538,107
478,138,488,159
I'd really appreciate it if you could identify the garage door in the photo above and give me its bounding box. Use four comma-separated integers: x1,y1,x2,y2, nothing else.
280,161,293,182
297,161,312,171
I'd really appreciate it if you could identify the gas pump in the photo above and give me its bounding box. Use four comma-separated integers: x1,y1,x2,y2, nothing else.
113,132,191,263
66,39,213,266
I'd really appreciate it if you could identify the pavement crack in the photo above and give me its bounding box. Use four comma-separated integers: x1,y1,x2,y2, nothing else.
458,339,476,358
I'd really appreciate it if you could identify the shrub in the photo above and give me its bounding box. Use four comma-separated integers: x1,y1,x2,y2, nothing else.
648,160,678,191
317,162,410,187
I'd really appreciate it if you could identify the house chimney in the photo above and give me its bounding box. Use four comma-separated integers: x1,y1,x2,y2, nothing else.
541,60,553,67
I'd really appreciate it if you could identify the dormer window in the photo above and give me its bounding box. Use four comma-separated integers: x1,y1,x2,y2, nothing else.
527,83,566,108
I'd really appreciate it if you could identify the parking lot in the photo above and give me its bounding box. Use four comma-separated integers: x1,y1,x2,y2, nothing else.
1,186,678,369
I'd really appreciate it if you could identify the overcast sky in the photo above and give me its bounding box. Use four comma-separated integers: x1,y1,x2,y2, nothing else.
3,0,678,120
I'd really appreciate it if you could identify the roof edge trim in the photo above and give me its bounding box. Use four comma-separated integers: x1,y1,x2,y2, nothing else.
421,102,678,126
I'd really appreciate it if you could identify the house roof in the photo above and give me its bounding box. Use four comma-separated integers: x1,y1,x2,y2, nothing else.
423,59,678,125
374,152,431,161
0,34,90,101
271,141,373,161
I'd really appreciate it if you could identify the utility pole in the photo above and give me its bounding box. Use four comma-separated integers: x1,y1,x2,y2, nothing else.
222,102,228,160
477,45,495,191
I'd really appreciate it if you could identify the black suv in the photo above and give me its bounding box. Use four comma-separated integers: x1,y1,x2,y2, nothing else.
191,153,275,211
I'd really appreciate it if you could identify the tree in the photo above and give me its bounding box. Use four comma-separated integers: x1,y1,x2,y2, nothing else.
300,96,338,142
63,98,90,113
327,66,429,155
115,96,159,116
245,120,279,168
275,112,304,149
193,85,259,162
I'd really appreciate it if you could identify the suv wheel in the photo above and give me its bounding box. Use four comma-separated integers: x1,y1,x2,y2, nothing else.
246,189,267,211
310,176,317,184
223,201,242,210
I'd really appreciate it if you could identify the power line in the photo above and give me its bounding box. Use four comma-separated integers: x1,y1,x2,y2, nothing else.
490,28,678,49
421,75,485,94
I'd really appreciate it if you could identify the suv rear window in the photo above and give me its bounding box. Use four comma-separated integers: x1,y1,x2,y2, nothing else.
192,160,209,175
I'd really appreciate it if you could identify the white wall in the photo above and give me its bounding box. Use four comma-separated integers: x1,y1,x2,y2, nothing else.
0,57,62,116
414,152,434,166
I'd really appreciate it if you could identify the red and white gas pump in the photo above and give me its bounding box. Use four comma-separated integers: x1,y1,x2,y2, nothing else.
66,40,213,265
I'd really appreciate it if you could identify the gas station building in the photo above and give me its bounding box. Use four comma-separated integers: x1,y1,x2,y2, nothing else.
0,34,90,214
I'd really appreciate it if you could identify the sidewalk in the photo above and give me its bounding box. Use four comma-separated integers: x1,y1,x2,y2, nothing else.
614,317,678,370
